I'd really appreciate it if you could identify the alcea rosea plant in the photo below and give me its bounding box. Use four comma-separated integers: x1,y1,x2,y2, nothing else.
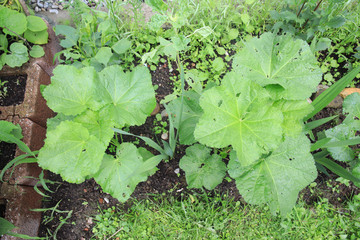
37,64,159,201
171,32,323,216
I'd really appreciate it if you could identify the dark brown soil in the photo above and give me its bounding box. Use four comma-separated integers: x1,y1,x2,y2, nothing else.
0,142,17,170
0,75,27,106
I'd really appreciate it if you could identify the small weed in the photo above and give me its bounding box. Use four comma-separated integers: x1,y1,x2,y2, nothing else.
153,114,168,135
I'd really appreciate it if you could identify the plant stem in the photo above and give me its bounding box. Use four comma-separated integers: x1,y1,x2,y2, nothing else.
19,0,30,16
297,0,308,18
302,0,323,29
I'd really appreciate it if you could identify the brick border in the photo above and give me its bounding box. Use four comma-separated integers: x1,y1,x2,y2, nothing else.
0,20,60,240
0,183,43,240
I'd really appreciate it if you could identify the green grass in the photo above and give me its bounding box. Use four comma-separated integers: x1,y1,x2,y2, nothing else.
92,192,360,240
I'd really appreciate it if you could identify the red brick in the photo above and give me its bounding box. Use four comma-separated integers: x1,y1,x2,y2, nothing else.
0,183,42,240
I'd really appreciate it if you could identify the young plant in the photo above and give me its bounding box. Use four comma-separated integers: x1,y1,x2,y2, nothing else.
37,64,160,202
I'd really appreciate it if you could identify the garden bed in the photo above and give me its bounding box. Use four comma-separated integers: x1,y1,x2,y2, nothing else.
1,0,360,239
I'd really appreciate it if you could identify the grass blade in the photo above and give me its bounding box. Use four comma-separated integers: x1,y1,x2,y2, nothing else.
315,157,360,183
112,128,166,156
310,138,331,152
324,137,360,148
305,66,360,120
304,116,337,131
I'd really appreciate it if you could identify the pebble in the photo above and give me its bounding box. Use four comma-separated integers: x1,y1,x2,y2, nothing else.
151,102,160,116
161,109,168,118
49,9,59,14
161,132,169,140
340,88,360,99
37,0,44,8
30,0,95,13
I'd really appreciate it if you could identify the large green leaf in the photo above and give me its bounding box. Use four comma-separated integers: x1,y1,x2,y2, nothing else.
42,65,103,115
74,110,114,146
94,47,112,66
26,16,47,32
112,38,131,55
274,100,313,136
0,6,13,27
38,121,105,183
24,29,48,44
228,135,317,216
54,25,79,48
232,32,322,100
3,42,28,67
93,143,161,202
194,72,283,166
179,144,226,190
98,65,156,127
167,91,203,145
3,12,27,36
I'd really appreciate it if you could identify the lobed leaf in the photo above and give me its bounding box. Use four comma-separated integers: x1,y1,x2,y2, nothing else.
98,65,156,127
179,144,226,190
232,32,322,100
74,110,114,146
93,143,161,202
274,100,313,136
194,72,283,166
38,121,106,183
42,65,103,115
228,135,317,216
54,25,79,48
